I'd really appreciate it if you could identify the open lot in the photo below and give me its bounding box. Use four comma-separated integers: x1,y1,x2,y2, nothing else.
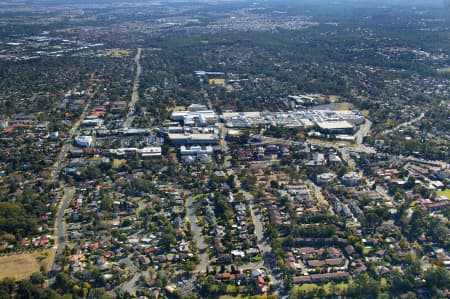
0,253,41,280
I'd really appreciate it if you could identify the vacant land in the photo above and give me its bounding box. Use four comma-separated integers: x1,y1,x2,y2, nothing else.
0,253,40,280
436,189,450,199
103,49,131,57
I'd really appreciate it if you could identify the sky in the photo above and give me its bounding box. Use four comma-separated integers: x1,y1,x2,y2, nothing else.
25,0,450,8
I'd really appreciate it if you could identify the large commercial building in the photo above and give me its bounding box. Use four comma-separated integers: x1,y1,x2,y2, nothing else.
221,109,364,130
168,133,219,145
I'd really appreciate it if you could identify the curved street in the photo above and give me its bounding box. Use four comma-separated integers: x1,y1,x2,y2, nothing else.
381,111,425,135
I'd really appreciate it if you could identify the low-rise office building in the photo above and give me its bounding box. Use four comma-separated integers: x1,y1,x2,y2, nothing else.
168,133,219,145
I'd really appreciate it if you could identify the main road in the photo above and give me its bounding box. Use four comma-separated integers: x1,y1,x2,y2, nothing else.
381,111,425,135
123,48,142,129
51,99,92,180
49,83,97,277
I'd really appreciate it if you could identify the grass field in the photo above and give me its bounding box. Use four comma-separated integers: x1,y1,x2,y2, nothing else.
336,102,354,110
436,189,450,199
112,159,126,169
0,253,40,280
292,282,349,296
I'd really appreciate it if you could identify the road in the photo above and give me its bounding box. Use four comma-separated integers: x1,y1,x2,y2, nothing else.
381,111,425,135
218,109,282,291
187,195,209,273
305,180,333,215
51,101,91,180
50,89,93,273
217,123,232,169
49,83,98,282
238,186,282,292
48,186,75,279
116,257,147,294
355,118,372,145
123,48,142,129
199,78,213,110
248,197,271,254
53,187,75,258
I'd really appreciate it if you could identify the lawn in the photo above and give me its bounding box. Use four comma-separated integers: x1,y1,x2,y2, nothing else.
0,253,41,280
112,159,126,169
292,282,349,296
363,246,373,255
437,67,450,74
436,189,450,199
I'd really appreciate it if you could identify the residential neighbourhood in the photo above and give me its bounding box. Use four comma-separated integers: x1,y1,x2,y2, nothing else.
0,0,449,298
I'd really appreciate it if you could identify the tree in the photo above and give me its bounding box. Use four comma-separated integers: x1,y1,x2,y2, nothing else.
161,231,176,251
0,278,15,298
348,273,381,297
363,212,380,228
424,267,450,290
89,287,114,299
30,272,45,286
54,273,73,292
16,280,37,299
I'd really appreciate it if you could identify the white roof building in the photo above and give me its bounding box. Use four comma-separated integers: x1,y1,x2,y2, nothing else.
74,136,93,148
341,172,361,186
316,172,337,185
180,145,213,156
